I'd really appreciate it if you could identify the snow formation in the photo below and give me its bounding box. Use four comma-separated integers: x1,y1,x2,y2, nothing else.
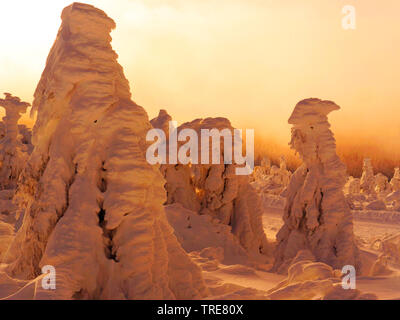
250,156,291,197
164,203,250,265
260,157,271,175
0,93,30,189
344,176,360,195
251,157,271,181
360,158,376,198
1,3,207,300
390,168,400,192
151,112,270,262
342,162,400,211
150,109,172,137
273,98,360,273
374,173,390,194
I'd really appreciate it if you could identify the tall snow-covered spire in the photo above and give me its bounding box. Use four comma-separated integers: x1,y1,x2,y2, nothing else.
0,93,30,189
273,98,360,273
3,3,207,299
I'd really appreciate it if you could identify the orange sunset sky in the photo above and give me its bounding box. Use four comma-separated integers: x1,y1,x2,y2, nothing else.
0,0,399,164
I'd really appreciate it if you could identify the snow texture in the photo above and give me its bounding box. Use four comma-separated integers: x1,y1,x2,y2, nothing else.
1,3,207,300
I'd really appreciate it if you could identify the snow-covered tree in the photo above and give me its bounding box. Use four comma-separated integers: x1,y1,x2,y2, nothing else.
150,109,172,136
278,155,291,186
151,112,270,261
375,173,390,195
0,93,30,189
273,98,360,274
344,176,361,195
261,157,271,175
3,3,207,300
360,158,376,197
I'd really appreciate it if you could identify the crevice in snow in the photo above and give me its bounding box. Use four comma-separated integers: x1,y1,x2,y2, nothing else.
97,204,118,262
96,161,117,262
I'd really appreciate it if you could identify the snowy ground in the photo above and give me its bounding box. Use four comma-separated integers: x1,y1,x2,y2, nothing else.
1,196,399,299
264,204,400,299
172,197,400,300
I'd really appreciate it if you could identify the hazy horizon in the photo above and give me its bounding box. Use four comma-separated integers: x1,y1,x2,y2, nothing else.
1,0,399,174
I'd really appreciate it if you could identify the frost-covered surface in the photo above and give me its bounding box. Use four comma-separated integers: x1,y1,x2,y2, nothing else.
151,111,270,263
0,93,30,190
273,99,360,274
0,3,207,300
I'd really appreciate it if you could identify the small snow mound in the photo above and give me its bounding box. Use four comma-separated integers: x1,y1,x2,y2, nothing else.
268,279,334,300
369,255,394,276
287,261,334,284
165,203,251,265
267,260,376,300
365,200,386,210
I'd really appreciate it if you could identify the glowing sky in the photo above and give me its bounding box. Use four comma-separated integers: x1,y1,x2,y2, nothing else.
0,0,399,148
